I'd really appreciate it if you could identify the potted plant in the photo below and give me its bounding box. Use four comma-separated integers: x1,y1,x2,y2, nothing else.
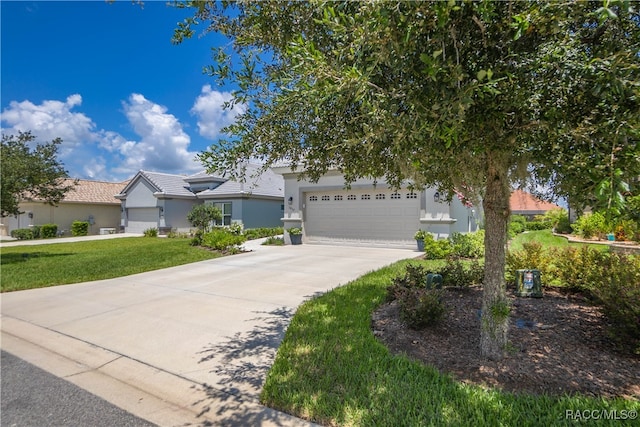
414,230,429,251
288,227,303,245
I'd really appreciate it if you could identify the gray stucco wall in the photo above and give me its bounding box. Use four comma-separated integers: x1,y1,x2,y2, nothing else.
238,199,284,229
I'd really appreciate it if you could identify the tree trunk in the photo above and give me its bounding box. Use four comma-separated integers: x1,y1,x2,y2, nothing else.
480,152,511,360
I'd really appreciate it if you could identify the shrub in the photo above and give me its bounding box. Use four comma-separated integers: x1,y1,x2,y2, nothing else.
450,230,484,258
262,236,285,246
187,204,222,232
505,242,552,284
10,228,34,240
524,220,549,231
190,229,204,246
590,254,640,355
40,223,58,238
143,228,158,237
613,219,638,242
439,258,484,287
573,211,609,239
399,287,447,329
244,227,283,240
555,216,573,234
387,263,429,302
421,233,452,260
71,221,89,236
201,228,247,252
387,264,446,329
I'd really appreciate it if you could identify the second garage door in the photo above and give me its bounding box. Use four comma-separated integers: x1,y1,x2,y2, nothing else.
126,208,159,233
304,188,420,245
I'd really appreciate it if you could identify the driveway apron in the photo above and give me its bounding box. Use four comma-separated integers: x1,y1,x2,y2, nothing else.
1,241,415,426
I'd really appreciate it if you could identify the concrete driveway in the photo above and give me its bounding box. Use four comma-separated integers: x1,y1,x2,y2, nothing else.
1,239,415,426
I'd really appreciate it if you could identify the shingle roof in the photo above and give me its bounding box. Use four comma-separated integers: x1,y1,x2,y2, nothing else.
139,171,194,197
510,190,560,213
196,164,284,199
53,179,128,205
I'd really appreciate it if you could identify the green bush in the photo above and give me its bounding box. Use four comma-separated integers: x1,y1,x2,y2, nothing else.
387,264,446,329
555,216,573,234
10,228,35,240
399,287,447,329
40,223,58,238
613,219,638,242
505,242,552,284
573,211,609,239
450,230,484,258
524,220,549,231
201,228,247,252
190,229,204,246
71,221,89,236
262,236,285,246
143,228,158,237
421,233,452,260
590,254,640,355
439,258,484,287
244,227,283,240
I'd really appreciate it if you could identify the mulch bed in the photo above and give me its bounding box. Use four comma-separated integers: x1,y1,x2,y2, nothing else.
372,286,640,400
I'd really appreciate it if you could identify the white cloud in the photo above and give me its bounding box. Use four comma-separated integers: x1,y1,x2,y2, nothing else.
191,85,246,139
118,93,200,174
1,93,202,180
0,95,97,152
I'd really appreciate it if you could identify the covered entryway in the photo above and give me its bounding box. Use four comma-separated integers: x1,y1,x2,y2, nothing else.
303,188,420,246
126,208,159,233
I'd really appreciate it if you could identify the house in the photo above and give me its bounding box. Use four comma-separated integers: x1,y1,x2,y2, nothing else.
1,179,128,236
272,167,482,247
510,189,561,220
116,164,284,233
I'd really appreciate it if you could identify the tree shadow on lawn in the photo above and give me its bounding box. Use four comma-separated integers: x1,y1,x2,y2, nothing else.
0,251,74,265
192,306,304,426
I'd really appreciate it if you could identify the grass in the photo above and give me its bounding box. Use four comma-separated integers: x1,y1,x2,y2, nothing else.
508,229,608,252
0,237,220,292
261,258,639,426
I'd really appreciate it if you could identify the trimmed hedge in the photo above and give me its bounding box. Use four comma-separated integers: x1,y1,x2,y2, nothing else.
40,224,58,238
71,221,89,236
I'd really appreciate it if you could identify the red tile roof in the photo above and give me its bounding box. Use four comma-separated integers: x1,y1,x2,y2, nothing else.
510,190,560,213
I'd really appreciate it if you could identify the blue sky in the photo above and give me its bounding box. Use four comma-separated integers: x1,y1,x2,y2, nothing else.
1,1,245,182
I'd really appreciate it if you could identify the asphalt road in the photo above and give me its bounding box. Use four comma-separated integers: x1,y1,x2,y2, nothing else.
1,351,156,427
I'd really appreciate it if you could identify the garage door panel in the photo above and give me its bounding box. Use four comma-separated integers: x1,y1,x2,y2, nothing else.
304,189,419,243
127,208,159,233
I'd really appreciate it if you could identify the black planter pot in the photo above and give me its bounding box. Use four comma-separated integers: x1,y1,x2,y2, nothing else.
290,234,302,245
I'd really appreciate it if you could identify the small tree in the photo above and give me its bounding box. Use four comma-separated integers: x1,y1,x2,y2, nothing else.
1,131,76,217
187,204,222,232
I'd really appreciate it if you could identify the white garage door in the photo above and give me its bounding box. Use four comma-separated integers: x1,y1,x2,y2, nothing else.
126,208,159,233
304,188,420,246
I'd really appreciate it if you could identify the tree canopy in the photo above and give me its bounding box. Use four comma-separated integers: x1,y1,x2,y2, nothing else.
1,132,76,218
174,0,640,359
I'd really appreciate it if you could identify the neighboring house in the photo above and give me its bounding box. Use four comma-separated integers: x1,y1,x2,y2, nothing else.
116,164,284,233
510,189,561,220
2,179,128,236
272,167,482,247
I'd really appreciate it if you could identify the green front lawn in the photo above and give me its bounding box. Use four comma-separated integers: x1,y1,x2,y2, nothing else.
0,237,220,292
261,259,638,426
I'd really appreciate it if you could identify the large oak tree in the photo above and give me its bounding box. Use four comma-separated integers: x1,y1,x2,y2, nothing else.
174,0,639,360
1,132,76,218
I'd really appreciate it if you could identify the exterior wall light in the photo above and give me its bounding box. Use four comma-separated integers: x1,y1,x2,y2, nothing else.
433,191,441,203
